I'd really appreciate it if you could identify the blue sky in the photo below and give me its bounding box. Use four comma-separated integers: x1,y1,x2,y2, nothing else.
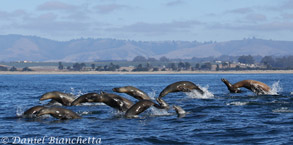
0,0,292,41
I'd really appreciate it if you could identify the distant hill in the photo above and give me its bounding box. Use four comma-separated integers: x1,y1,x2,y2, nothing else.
0,34,292,62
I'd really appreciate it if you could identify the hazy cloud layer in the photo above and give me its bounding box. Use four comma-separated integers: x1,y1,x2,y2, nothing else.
227,7,254,14
37,1,77,11
0,0,292,41
94,4,130,14
108,20,203,34
165,0,185,6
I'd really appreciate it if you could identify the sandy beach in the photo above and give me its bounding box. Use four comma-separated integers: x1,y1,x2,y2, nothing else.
0,70,292,75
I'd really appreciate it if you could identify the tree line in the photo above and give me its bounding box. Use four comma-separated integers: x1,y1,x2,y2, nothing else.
1,55,293,72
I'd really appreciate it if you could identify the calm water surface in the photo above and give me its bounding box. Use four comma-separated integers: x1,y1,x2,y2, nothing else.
0,74,293,144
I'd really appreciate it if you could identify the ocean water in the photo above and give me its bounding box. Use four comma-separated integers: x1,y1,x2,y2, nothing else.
0,74,293,144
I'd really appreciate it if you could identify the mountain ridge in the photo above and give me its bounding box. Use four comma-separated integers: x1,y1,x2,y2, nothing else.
0,34,292,62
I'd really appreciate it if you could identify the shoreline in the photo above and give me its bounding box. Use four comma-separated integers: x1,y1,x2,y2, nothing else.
0,70,293,75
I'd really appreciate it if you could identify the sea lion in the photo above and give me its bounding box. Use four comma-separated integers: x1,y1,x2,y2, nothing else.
39,91,76,106
72,91,133,111
221,78,271,95
36,107,81,120
159,81,204,98
71,93,100,106
173,105,186,118
23,106,45,118
157,81,204,108
125,100,164,118
100,91,134,111
112,86,151,100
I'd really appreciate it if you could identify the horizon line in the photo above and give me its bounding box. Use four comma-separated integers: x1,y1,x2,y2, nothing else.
1,34,291,43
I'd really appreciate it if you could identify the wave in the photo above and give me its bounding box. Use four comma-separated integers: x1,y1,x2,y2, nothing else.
185,85,214,99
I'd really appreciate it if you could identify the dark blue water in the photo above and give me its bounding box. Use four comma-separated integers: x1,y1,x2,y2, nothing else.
0,74,293,144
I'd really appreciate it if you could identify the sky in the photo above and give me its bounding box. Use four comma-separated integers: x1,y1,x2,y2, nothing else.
0,0,292,42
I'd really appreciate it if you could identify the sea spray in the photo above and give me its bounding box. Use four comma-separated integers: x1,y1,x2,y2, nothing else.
269,80,282,95
148,89,157,100
185,85,214,99
16,105,25,117
69,87,83,97
149,107,171,116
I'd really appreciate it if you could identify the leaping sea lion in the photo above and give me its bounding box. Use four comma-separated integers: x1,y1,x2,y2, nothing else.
159,81,204,98
39,91,76,106
125,100,165,118
221,78,271,95
23,106,45,118
72,91,133,112
99,91,134,111
112,86,151,100
125,100,186,118
36,107,81,120
157,81,204,108
71,93,100,106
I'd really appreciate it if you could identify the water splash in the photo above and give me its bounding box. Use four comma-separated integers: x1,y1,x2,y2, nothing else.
70,87,75,94
148,89,157,100
149,107,171,116
269,81,282,95
16,106,25,117
69,87,83,97
185,85,214,99
68,87,87,100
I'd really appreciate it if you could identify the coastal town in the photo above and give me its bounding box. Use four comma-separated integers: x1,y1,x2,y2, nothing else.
1,55,292,73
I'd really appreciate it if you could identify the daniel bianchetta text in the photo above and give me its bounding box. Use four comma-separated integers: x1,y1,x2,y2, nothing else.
1,136,102,144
